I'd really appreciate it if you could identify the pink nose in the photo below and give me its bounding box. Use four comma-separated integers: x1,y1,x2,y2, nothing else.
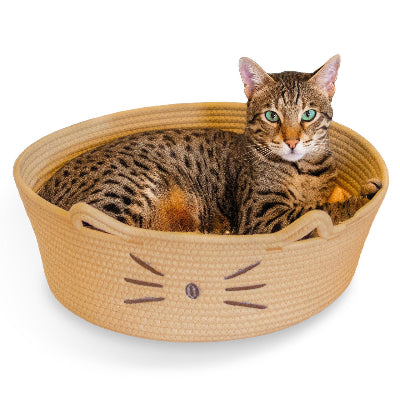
285,139,300,149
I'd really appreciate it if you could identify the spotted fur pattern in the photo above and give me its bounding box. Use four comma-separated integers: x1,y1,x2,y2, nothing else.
38,56,381,234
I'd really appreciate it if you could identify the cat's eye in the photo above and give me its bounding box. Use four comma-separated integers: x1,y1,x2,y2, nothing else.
302,109,317,122
265,111,280,123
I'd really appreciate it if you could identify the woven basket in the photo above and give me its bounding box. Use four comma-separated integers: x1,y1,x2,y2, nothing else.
14,102,388,342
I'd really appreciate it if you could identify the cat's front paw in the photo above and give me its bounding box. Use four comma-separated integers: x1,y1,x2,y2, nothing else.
360,178,382,200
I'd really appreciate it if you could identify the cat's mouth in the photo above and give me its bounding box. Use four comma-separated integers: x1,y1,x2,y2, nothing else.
278,142,308,162
281,149,306,162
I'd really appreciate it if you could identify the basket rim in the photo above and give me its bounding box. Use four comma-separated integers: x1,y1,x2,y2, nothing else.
13,102,389,246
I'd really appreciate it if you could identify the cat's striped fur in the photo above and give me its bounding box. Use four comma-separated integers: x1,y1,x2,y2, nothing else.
38,56,381,234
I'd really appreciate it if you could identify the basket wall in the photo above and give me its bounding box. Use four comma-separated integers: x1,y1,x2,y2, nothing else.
14,103,388,341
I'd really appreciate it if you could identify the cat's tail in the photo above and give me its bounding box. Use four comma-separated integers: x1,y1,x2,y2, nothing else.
152,186,201,232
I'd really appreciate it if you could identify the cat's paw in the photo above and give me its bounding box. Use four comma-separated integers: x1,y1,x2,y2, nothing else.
360,178,382,200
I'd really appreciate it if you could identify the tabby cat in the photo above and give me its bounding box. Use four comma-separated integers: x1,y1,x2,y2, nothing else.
39,55,381,234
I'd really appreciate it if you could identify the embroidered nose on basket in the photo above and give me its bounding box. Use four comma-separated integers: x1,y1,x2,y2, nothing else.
185,283,200,299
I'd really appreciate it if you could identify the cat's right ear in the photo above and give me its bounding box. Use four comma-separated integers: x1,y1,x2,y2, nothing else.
239,57,275,99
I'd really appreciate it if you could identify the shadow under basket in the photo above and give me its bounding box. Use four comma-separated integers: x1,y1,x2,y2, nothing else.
14,102,388,342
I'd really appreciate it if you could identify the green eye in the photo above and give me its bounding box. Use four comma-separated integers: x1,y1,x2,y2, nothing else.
265,111,280,123
302,109,316,122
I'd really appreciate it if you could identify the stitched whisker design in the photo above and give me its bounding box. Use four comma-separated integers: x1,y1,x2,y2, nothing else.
129,253,164,276
124,297,165,304
224,261,261,280
225,284,266,291
224,261,267,309
124,278,163,288
125,254,165,304
223,301,267,310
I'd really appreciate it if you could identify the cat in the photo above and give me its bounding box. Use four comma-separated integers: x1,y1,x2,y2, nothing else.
38,55,381,234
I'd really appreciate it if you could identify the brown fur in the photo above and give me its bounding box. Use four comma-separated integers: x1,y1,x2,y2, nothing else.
328,186,351,203
153,187,200,232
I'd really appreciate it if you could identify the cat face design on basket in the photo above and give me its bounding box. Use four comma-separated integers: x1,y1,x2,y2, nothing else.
124,253,267,310
239,55,340,162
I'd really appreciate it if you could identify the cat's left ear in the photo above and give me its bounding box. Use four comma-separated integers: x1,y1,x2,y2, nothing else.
309,55,341,98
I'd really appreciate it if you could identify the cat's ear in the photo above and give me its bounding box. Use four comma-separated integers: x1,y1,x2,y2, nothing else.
309,55,341,98
239,57,275,99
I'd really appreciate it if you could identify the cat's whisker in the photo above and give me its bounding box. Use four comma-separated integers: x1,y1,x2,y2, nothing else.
311,143,326,150
312,143,330,153
313,140,329,148
124,277,163,288
314,138,328,144
310,138,329,151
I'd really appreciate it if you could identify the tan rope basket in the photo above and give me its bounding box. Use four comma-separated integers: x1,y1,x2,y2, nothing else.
14,102,388,342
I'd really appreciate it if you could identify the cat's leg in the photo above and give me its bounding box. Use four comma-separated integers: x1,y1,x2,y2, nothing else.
321,178,382,224
238,178,382,234
209,211,231,234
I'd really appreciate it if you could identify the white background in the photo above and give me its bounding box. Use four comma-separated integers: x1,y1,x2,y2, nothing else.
1,1,399,399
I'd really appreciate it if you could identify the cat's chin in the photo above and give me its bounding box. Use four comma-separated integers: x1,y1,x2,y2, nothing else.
281,152,305,162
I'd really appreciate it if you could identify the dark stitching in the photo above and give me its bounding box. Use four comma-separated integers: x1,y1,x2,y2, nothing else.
124,278,163,288
129,253,164,276
124,297,165,304
225,284,266,291
185,283,200,299
224,301,267,310
224,261,261,280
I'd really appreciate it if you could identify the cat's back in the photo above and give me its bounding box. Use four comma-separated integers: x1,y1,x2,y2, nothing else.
38,128,240,213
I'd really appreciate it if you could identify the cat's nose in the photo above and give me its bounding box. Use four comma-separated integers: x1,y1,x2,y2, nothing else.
285,139,300,149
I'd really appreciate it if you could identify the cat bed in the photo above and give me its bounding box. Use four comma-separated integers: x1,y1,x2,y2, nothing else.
14,102,388,342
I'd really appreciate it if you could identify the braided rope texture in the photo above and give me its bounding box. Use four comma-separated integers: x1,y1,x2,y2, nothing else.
14,102,388,342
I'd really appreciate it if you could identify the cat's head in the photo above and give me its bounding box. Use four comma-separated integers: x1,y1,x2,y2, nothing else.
239,55,340,162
